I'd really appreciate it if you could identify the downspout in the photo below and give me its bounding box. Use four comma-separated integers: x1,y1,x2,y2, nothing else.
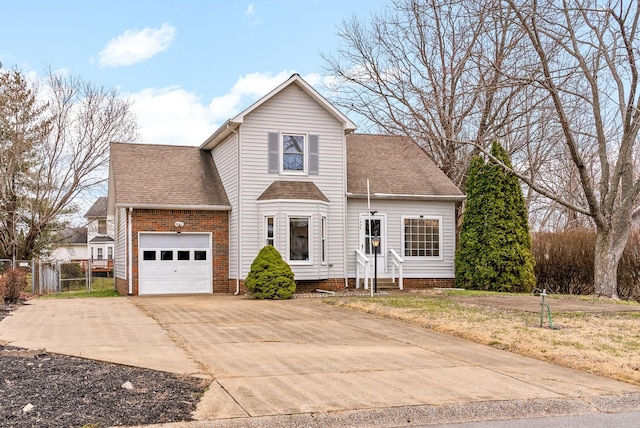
227,124,241,295
128,207,133,295
343,133,349,288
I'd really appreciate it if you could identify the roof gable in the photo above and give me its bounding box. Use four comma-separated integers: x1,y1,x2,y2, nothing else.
346,134,464,200
109,143,230,210
85,197,108,219
200,74,356,150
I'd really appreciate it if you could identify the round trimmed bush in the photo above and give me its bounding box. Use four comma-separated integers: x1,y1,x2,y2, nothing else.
245,246,296,299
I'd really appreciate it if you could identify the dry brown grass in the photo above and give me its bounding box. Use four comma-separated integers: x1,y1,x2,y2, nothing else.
325,292,640,385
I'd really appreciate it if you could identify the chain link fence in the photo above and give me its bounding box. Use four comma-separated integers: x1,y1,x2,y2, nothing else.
1,259,115,295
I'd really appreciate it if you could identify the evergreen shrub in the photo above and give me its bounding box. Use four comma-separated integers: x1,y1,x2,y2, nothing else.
245,245,296,299
455,142,536,293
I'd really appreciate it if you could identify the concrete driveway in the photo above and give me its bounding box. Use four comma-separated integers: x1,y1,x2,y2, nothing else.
1,295,640,425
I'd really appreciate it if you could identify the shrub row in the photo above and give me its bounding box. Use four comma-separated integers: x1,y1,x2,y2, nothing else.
0,268,28,303
532,229,640,300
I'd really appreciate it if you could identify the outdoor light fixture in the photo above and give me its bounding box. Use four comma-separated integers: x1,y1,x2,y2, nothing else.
371,236,380,294
174,221,185,235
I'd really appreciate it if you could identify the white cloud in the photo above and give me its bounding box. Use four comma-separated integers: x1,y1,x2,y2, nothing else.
126,70,328,146
126,87,216,146
208,71,297,121
246,4,255,15
99,23,175,67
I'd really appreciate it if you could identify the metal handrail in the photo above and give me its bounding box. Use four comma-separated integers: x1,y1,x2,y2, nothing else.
389,248,404,290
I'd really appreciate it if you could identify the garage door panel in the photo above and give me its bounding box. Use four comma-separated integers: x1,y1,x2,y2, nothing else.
138,233,212,295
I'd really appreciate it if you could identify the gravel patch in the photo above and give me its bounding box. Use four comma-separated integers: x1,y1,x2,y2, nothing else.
0,302,208,428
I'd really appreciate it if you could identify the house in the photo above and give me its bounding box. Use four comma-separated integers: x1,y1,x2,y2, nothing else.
84,197,115,263
51,227,88,262
108,74,464,295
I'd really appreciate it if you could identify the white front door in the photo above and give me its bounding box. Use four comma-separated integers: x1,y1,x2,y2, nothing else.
359,213,387,275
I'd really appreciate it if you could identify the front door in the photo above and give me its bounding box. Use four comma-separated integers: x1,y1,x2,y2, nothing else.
359,213,387,275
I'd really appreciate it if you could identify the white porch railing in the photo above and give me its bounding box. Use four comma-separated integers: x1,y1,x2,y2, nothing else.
389,248,404,290
355,249,371,290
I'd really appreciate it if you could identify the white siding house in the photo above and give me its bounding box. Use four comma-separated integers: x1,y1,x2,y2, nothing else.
108,74,464,295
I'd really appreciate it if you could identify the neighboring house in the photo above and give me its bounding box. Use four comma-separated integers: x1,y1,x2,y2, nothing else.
51,227,88,261
108,74,464,296
84,197,115,263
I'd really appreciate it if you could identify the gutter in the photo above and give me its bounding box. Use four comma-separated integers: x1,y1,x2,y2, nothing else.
116,203,231,211
346,193,466,201
225,124,241,296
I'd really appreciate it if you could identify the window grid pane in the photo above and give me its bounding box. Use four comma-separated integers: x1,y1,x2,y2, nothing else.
404,218,440,257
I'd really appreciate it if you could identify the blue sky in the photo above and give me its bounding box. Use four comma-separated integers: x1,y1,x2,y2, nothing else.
1,0,388,146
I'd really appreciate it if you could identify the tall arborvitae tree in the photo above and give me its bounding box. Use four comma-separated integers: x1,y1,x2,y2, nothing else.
456,142,535,292
454,155,486,288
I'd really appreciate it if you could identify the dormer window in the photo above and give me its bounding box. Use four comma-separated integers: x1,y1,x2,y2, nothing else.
282,134,305,172
98,219,107,235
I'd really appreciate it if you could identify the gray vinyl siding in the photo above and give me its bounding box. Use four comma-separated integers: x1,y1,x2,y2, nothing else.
211,134,239,278
346,199,457,278
238,84,347,280
115,207,127,279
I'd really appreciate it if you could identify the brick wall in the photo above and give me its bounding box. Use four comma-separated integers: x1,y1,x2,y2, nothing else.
346,277,454,290
121,209,229,295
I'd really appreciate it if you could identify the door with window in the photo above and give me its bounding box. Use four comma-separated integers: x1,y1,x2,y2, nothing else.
359,213,386,275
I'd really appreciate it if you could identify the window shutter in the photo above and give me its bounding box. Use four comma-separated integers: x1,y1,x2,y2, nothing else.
268,132,279,173
309,134,319,175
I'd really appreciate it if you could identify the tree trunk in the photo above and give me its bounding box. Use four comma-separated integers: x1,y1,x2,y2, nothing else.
593,228,627,299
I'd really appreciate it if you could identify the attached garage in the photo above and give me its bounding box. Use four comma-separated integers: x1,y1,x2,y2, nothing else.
138,232,212,295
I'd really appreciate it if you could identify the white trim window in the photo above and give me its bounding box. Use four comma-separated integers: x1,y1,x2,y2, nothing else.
321,215,327,264
289,216,310,262
282,134,305,172
265,216,275,247
402,216,442,258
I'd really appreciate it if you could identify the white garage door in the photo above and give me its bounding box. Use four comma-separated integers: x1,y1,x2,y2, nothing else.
138,233,212,295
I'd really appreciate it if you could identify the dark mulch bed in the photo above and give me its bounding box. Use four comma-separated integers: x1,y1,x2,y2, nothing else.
0,302,208,428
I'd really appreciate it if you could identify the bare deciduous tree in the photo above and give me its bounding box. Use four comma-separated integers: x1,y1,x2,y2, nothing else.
322,0,541,187
324,0,640,298
0,67,138,260
502,0,640,298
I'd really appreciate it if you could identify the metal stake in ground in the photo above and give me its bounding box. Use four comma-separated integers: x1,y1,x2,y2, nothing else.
539,289,558,329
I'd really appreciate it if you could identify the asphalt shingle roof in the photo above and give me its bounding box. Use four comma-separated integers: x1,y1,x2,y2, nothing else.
84,197,108,218
110,143,230,208
346,134,464,199
257,181,329,202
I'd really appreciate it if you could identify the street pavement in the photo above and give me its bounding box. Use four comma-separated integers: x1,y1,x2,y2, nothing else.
1,295,639,426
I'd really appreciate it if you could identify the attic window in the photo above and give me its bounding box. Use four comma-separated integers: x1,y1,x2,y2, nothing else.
98,219,107,234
